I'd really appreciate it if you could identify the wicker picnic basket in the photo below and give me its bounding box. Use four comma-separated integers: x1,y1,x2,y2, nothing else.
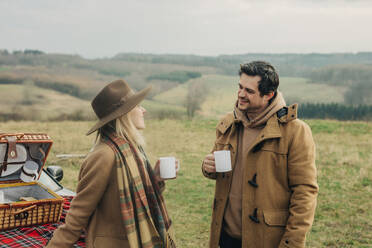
0,133,63,231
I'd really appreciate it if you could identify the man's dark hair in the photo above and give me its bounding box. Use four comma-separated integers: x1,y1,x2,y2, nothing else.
239,61,279,96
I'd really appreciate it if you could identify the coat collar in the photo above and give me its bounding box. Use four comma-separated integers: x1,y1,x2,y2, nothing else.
217,112,236,134
278,104,298,123
217,111,282,138
259,115,282,140
217,103,298,140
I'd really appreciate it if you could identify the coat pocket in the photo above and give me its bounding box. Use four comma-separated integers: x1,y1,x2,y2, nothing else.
263,209,289,226
262,209,288,248
94,236,129,248
260,140,287,155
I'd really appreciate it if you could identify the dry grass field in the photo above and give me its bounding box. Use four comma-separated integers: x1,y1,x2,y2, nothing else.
1,119,371,247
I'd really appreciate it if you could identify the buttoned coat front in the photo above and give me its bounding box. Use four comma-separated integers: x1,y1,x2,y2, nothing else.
203,105,318,248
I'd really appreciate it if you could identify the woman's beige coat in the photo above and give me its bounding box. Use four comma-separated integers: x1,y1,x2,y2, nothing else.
47,142,129,248
203,104,318,248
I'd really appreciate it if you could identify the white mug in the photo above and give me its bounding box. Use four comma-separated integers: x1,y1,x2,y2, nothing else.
20,161,39,183
0,190,4,203
159,157,178,179
214,150,232,172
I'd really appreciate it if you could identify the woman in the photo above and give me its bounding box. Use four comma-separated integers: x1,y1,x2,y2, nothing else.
47,80,176,248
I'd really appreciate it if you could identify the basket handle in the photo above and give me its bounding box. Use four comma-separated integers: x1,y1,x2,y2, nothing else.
0,133,25,140
12,205,37,215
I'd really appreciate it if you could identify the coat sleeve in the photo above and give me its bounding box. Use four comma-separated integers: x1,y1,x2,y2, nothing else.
202,113,234,180
46,144,115,248
279,121,319,248
202,128,219,180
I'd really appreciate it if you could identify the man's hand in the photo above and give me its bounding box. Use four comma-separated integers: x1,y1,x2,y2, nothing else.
203,154,216,173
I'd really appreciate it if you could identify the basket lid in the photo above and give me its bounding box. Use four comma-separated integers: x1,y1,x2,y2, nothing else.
0,133,53,183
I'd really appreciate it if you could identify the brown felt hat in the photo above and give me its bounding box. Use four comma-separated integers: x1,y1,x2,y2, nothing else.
86,79,151,135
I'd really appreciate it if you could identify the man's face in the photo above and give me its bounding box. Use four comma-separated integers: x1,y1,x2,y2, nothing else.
237,73,272,113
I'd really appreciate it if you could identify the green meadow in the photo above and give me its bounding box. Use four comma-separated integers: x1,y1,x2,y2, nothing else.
2,119,371,247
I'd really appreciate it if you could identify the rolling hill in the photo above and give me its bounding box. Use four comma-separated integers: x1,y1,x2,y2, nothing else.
1,51,370,121
0,84,92,121
152,74,347,118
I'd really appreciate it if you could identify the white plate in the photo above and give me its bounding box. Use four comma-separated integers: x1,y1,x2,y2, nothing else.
0,143,27,177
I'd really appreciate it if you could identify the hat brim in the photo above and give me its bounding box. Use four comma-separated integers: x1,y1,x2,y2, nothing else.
86,85,152,136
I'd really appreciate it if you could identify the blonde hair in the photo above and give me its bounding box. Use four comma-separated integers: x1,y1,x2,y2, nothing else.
96,108,145,154
115,110,145,149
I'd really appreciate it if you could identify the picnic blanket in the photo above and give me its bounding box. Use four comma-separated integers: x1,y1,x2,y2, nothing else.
0,196,86,248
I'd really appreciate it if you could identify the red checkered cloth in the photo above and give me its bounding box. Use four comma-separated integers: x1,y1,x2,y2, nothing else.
0,196,86,248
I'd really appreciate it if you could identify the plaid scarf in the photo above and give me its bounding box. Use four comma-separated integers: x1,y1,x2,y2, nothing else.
102,132,175,248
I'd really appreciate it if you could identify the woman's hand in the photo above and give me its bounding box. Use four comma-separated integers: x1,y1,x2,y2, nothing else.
175,159,180,176
154,160,163,182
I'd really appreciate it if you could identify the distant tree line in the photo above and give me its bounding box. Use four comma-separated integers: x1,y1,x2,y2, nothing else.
0,51,131,78
307,64,372,86
0,75,87,99
0,75,23,84
147,71,202,83
0,109,95,122
0,49,44,55
306,65,372,105
298,103,372,120
34,81,82,98
71,62,130,77
0,51,83,67
114,52,372,76
3,50,372,78
344,81,372,106
97,68,130,77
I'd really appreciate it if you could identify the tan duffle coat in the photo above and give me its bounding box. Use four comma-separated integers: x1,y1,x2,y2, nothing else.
203,104,318,248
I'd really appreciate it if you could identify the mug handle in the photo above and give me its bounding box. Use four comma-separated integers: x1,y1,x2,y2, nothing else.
32,172,39,180
176,159,180,172
21,167,39,181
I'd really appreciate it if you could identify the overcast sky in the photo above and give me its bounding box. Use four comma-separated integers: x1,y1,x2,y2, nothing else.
0,0,371,58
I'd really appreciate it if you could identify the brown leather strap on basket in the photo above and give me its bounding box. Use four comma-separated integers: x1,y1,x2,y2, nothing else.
12,205,37,220
0,141,9,173
0,146,26,174
12,205,37,215
0,161,27,171
6,136,18,160
0,134,25,174
0,163,6,173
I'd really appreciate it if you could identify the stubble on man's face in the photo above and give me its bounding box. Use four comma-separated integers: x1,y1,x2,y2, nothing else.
237,97,249,111
237,74,263,112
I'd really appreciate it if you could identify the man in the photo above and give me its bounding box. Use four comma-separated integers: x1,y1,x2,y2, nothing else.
202,61,318,248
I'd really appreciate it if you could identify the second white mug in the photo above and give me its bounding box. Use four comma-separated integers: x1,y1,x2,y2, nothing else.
159,157,178,179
